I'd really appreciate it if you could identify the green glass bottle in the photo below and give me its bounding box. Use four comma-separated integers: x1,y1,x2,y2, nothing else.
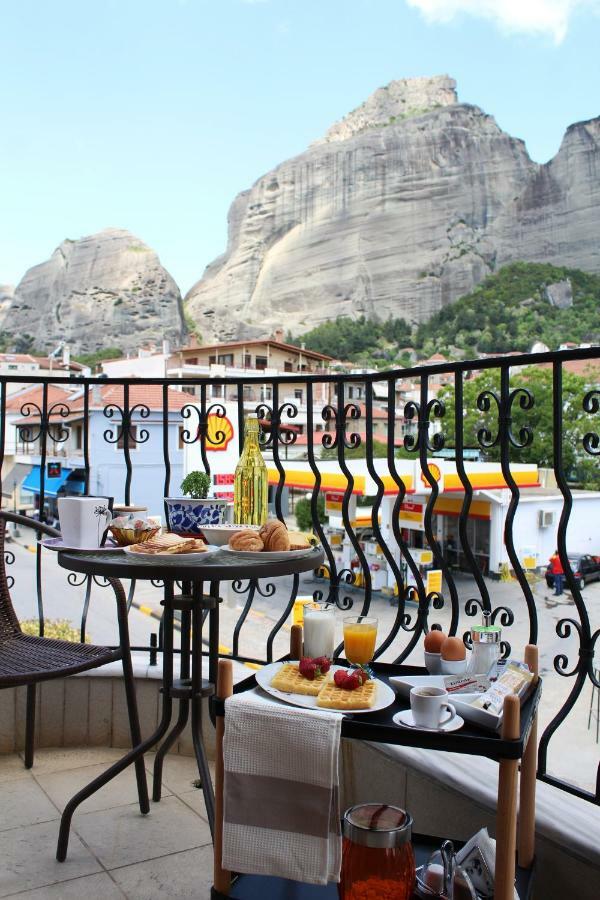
234,416,268,525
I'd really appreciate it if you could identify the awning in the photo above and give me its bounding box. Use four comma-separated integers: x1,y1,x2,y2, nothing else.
21,465,73,498
2,463,32,498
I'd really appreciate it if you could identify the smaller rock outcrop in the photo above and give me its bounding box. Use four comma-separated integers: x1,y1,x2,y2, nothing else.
544,280,573,309
1,229,185,355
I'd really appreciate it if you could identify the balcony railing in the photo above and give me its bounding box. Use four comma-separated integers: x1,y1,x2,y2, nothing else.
1,346,599,808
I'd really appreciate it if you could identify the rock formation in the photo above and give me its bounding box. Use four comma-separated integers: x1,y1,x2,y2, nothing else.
1,229,185,355
184,75,600,342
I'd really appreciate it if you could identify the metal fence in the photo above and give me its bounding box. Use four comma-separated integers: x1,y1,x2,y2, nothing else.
1,346,599,805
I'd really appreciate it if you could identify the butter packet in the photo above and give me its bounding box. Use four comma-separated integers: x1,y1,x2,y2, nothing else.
444,674,491,695
471,661,534,715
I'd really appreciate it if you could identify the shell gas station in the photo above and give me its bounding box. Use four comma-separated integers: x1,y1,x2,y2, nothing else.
183,404,600,590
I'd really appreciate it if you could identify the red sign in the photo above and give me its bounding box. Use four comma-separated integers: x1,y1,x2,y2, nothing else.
214,473,234,485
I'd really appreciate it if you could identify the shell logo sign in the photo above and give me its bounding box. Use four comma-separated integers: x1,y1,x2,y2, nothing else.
420,462,442,487
206,414,234,452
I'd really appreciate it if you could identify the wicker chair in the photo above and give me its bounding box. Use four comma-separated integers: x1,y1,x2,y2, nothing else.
0,511,149,856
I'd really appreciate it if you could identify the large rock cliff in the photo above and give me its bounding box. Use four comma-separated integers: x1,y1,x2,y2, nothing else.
184,75,600,341
1,229,185,354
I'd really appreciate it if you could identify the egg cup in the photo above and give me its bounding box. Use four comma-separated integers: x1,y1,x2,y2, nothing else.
440,657,468,675
424,651,442,674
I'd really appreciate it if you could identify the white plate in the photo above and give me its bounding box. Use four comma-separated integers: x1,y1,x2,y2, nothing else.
393,708,464,733
123,544,220,561
199,524,261,546
390,675,501,731
255,661,396,714
40,537,123,553
221,546,317,560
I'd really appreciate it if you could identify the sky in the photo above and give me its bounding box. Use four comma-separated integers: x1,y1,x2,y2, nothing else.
1,0,599,295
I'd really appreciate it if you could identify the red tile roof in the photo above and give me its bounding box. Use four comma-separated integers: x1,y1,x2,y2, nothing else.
5,384,74,412
72,384,193,412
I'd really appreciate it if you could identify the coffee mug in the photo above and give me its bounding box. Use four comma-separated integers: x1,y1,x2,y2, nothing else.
410,686,456,730
57,497,112,548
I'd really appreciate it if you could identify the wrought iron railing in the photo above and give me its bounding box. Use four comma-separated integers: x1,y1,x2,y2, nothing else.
0,346,599,805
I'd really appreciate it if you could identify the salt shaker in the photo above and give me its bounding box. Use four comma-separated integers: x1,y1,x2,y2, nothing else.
466,612,501,677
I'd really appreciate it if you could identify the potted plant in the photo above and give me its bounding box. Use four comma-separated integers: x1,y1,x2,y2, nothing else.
165,471,228,535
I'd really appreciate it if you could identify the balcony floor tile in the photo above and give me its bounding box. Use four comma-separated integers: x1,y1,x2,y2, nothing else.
36,761,171,816
0,819,102,899
109,845,214,899
0,773,60,832
71,795,212,870
2,872,125,900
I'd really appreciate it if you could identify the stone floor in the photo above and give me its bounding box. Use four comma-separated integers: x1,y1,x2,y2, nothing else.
0,748,215,899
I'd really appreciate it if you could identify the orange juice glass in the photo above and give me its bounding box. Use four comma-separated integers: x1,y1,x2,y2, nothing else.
343,616,378,665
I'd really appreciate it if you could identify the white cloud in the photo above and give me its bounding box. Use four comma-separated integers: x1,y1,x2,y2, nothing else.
406,0,599,44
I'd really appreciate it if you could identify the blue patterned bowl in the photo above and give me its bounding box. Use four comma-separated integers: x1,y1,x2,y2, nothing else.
164,497,228,536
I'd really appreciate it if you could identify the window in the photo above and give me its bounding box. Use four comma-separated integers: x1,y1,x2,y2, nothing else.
255,356,268,370
186,356,198,365
294,389,303,402
209,355,217,365
182,385,196,395
284,362,293,372
117,425,137,450
212,384,223,398
244,354,252,368
7,364,17,371
74,425,83,450
260,386,272,402
218,353,234,366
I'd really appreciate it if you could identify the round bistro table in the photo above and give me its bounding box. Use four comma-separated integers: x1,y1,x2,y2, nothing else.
55,546,324,856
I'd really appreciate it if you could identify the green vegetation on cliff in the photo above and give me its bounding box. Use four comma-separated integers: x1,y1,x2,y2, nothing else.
292,263,600,363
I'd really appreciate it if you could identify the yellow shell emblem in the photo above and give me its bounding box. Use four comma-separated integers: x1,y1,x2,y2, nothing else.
206,414,234,452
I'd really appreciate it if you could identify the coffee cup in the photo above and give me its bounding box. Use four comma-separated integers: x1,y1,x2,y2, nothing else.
410,685,456,730
57,497,112,548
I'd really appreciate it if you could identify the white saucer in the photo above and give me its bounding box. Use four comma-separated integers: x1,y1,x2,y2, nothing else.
393,709,464,733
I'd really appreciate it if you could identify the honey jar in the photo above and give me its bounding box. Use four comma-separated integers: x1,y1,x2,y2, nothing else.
338,804,416,900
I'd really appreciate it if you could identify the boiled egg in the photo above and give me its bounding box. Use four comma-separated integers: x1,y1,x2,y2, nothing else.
441,636,466,661
424,630,446,653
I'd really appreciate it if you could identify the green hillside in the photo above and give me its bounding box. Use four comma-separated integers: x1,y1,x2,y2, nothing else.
293,263,600,364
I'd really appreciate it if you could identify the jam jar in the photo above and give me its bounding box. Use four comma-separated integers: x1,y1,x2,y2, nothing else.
338,804,416,900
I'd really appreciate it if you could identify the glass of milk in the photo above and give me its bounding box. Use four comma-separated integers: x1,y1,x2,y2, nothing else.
303,603,335,660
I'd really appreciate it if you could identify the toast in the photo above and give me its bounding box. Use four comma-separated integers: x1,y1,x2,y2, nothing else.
270,663,331,697
129,533,205,555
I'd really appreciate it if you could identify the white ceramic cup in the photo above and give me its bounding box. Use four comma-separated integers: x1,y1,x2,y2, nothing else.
57,498,112,548
410,685,456,729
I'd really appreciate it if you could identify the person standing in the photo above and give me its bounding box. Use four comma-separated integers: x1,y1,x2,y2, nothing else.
549,550,565,596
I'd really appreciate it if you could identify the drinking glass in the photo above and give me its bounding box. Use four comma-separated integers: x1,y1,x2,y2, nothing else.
343,616,378,665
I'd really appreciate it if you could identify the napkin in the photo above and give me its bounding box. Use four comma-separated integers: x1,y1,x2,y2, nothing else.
455,828,519,900
222,690,342,885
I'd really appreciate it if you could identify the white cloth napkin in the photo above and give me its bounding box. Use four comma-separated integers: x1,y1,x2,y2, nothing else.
222,689,342,885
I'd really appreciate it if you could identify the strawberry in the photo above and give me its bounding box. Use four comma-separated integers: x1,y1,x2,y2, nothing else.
342,672,361,690
298,657,317,680
313,656,331,674
334,669,361,690
334,669,347,688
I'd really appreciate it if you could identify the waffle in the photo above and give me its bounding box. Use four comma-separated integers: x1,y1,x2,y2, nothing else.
270,663,331,697
317,679,378,710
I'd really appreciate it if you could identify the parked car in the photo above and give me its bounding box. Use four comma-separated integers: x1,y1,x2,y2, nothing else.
545,554,600,590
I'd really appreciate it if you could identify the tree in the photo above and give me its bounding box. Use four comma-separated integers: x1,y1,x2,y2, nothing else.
438,366,600,486
295,494,327,531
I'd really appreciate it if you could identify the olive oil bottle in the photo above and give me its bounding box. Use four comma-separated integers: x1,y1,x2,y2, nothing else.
233,416,268,525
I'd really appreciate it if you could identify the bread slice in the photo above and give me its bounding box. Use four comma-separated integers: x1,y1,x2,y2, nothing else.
287,531,312,551
129,533,197,555
317,679,377,710
270,663,330,697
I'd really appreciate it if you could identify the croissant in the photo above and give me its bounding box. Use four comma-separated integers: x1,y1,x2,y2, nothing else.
259,520,290,552
228,530,264,552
